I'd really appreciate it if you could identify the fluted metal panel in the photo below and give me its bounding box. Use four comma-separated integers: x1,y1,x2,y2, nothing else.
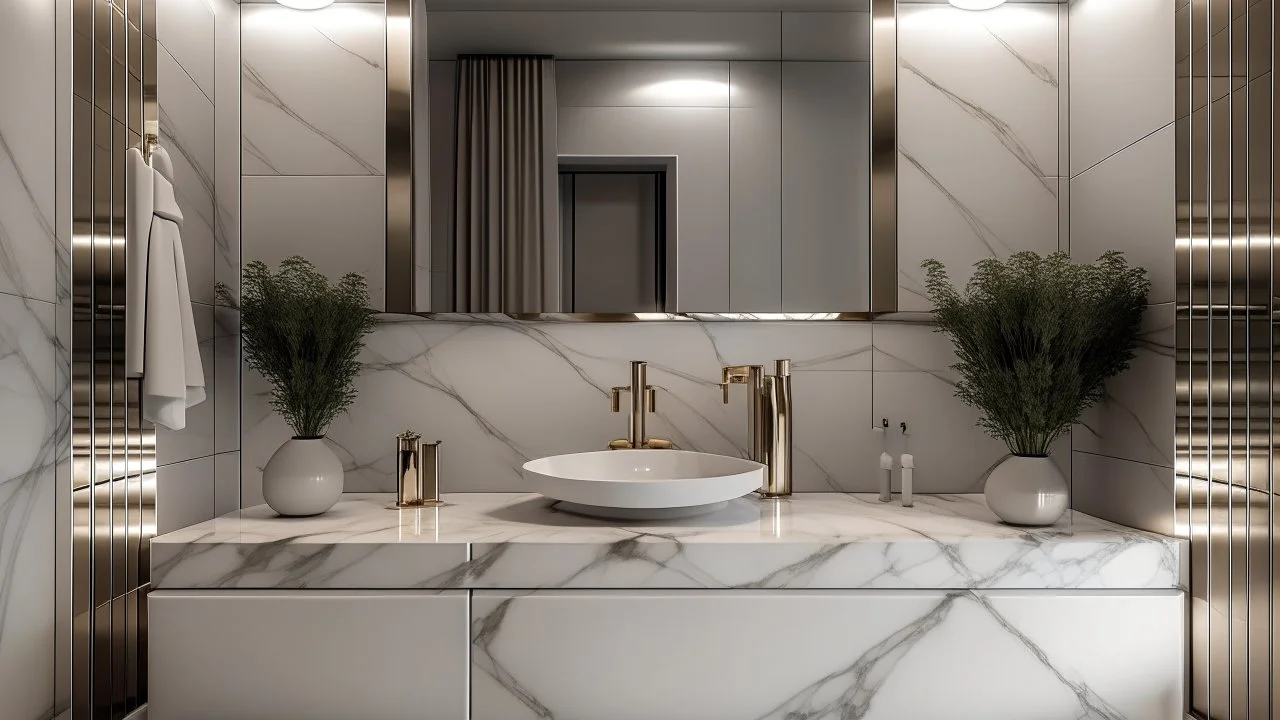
71,0,156,716
1178,0,1277,716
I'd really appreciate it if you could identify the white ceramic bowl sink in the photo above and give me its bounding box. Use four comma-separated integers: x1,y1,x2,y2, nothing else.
522,450,765,520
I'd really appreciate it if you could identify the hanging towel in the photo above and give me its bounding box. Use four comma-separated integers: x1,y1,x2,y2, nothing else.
127,145,207,431
125,147,153,378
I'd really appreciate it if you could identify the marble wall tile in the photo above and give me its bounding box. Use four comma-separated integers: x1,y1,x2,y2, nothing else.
214,452,240,517
159,44,217,305
470,589,1183,720
213,0,242,301
213,306,240,455
1070,125,1176,303
897,4,1061,311
1071,451,1176,536
0,0,57,304
1075,303,1175,468
872,321,955,373
0,295,57,720
156,455,217,535
872,321,1003,493
872,370,1009,494
791,372,876,492
1069,0,1176,174
242,320,876,501
156,304,216,467
241,3,386,176
241,175,387,309
159,0,215,102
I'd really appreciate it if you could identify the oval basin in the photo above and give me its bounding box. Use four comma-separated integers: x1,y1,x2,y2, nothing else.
522,450,765,519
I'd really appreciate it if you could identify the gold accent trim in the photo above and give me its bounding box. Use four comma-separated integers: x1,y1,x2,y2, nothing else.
385,0,415,312
869,0,898,314
388,4,897,319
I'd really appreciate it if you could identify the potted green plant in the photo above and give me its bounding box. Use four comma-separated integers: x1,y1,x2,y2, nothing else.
217,257,375,517
922,251,1149,526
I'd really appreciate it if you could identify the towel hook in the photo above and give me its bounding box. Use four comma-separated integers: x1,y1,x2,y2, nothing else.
142,120,160,165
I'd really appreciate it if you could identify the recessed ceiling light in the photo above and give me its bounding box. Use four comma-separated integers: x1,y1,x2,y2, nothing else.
949,0,1007,9
276,0,335,9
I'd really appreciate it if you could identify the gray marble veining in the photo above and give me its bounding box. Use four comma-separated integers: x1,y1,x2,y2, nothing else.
151,492,1183,591
243,320,884,500
0,295,58,719
896,4,1060,312
0,0,57,306
240,3,385,176
467,587,1184,720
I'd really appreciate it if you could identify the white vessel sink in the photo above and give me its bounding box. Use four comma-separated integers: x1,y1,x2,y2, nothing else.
522,450,765,519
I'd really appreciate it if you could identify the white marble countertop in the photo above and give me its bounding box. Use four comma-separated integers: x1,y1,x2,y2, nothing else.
151,493,1183,591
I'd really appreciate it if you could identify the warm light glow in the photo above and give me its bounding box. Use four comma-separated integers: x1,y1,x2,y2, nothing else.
245,5,381,30
634,79,733,104
276,0,336,9
949,0,1007,9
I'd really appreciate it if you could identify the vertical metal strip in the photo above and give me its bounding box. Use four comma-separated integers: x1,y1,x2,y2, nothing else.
1181,0,1280,715
71,0,157,715
385,0,414,313
869,0,897,314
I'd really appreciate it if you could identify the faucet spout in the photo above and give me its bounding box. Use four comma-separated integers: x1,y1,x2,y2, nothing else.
760,362,792,498
721,359,792,497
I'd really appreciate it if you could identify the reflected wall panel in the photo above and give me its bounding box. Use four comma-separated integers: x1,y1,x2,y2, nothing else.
1177,0,1277,716
71,0,156,716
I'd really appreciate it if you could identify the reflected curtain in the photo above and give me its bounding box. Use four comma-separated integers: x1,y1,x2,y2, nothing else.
453,55,560,313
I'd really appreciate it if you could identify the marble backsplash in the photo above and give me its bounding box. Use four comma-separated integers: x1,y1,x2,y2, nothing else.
240,317,1038,505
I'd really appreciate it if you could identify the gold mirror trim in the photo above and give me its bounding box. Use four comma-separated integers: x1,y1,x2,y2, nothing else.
385,0,414,312
384,4,898,319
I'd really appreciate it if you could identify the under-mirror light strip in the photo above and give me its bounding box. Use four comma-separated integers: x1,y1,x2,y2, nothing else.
276,0,336,9
948,0,1007,9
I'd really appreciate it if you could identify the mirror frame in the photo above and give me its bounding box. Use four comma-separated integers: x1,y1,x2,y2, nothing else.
384,0,897,320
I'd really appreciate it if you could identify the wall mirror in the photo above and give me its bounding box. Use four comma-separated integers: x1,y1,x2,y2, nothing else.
389,0,896,317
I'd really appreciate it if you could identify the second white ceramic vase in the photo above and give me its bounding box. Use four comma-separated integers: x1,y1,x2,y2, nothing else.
984,455,1068,527
262,437,344,517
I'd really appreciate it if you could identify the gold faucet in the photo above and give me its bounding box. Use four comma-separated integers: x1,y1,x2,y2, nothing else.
609,361,673,450
721,359,793,497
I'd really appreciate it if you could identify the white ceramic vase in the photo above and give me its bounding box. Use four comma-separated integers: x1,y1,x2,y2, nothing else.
984,455,1069,527
262,437,344,517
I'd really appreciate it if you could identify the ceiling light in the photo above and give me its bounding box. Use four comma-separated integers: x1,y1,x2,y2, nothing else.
949,0,1007,9
276,0,335,9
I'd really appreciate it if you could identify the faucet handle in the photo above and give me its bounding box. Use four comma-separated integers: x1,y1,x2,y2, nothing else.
610,386,629,412
720,365,763,404
612,385,658,413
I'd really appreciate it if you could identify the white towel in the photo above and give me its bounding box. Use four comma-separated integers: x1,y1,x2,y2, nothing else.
125,147,152,378
127,145,207,431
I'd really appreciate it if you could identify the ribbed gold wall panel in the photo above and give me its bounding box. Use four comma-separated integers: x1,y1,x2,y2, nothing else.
71,0,156,716
1177,0,1277,717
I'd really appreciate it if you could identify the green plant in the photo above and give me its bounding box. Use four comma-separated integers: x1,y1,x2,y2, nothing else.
216,257,375,439
921,251,1149,457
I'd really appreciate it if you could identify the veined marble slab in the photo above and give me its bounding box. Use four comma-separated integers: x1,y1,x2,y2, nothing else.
152,492,1183,591
470,589,1184,720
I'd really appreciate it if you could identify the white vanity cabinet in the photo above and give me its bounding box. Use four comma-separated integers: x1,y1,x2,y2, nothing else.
471,590,1185,720
147,590,469,720
148,494,1188,720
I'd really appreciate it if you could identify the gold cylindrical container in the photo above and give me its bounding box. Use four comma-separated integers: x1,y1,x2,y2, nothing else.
396,430,423,507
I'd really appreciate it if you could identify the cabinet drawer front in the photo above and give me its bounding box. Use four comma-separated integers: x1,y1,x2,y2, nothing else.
149,590,468,720
471,590,1183,720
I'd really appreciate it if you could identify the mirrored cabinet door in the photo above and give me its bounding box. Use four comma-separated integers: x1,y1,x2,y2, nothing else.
410,6,883,315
